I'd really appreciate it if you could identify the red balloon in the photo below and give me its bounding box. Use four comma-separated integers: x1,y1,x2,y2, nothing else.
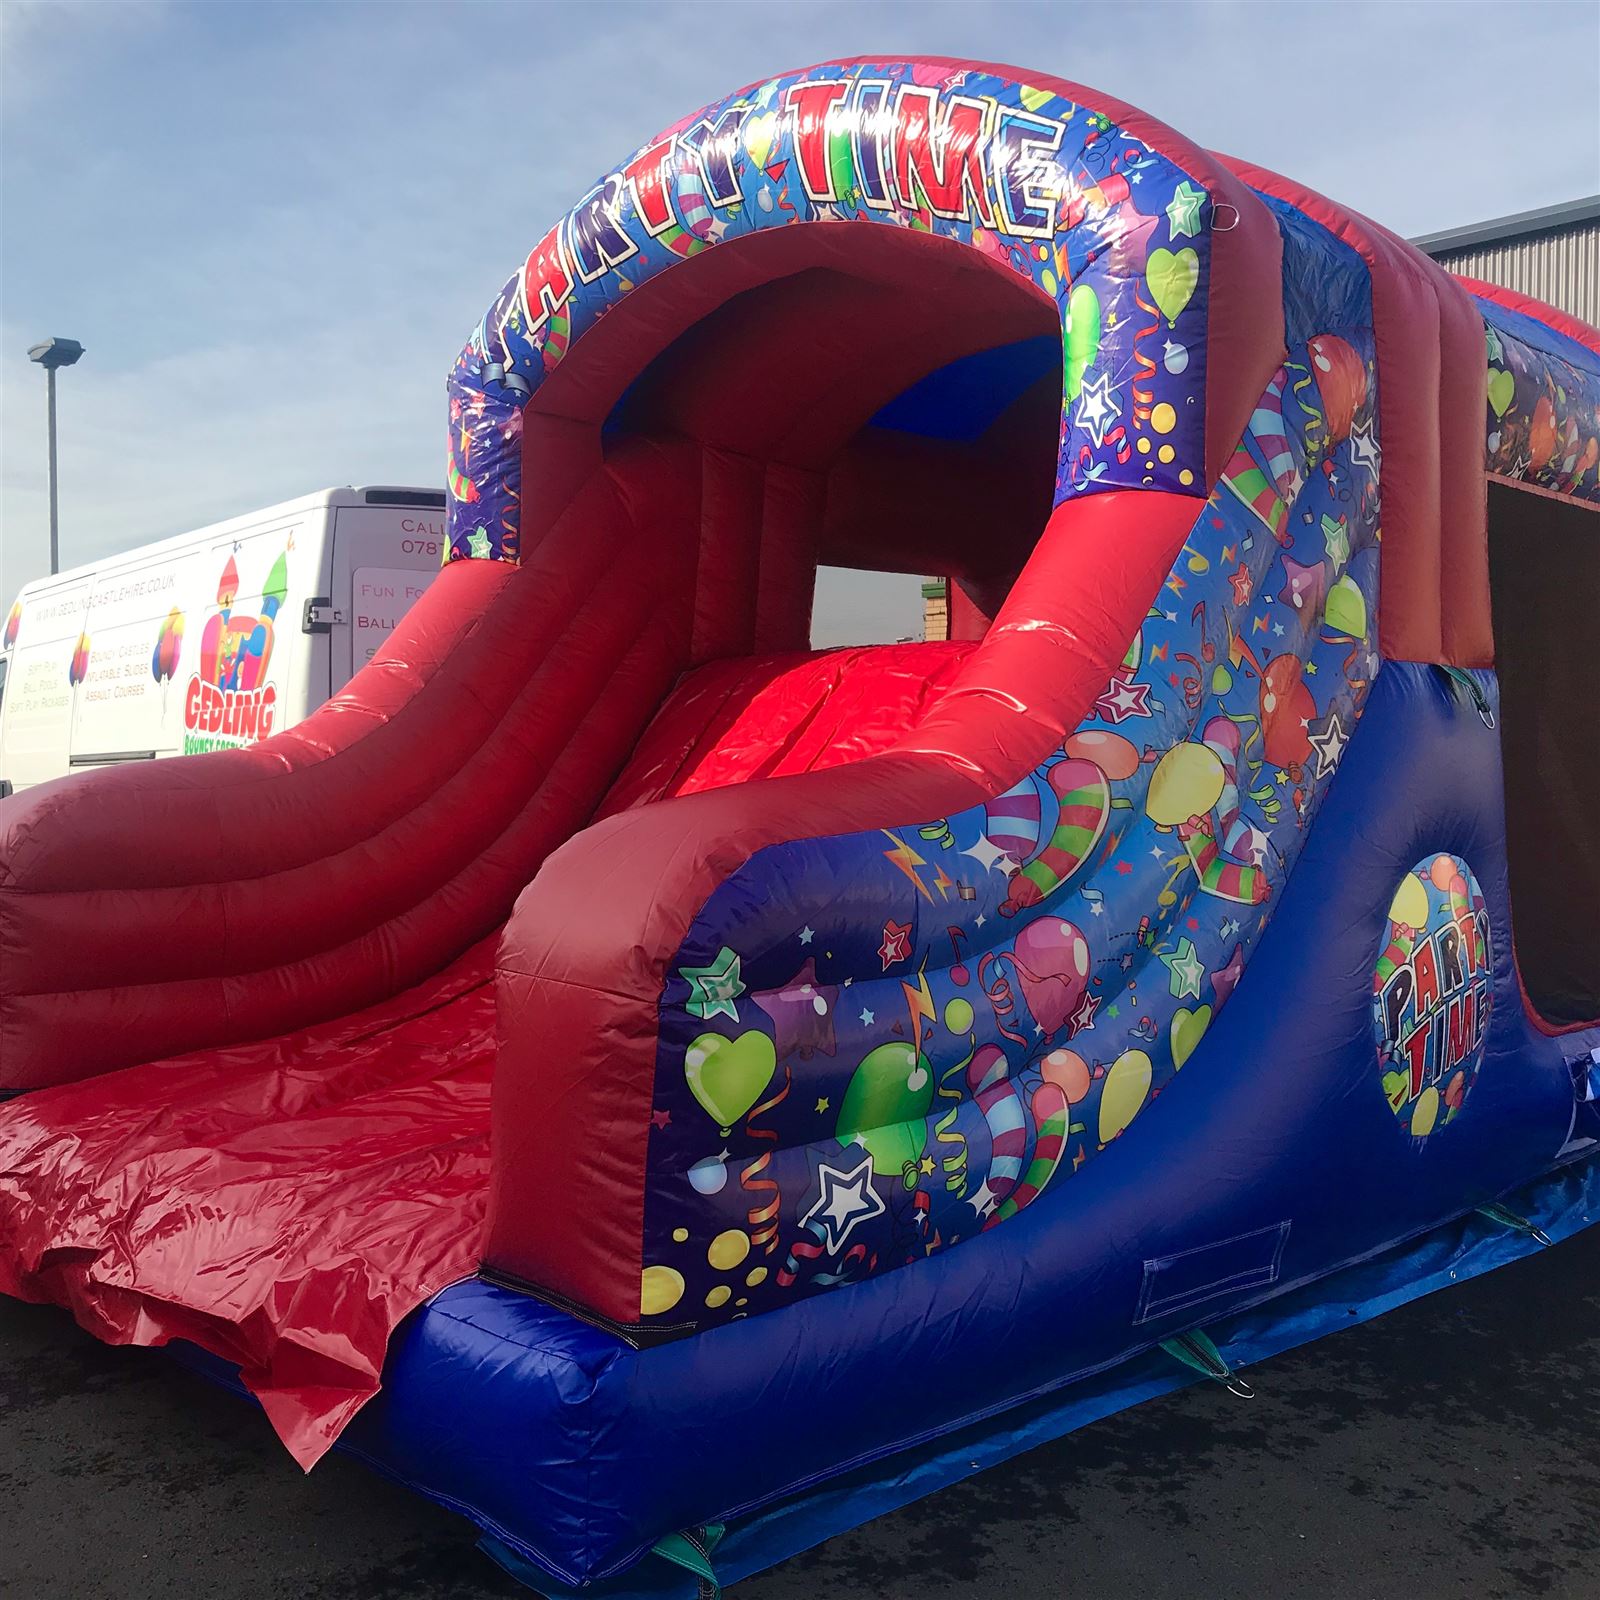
1259,655,1313,767
1529,395,1557,471
1309,335,1366,446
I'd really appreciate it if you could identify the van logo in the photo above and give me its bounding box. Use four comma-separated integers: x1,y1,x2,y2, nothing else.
180,542,291,755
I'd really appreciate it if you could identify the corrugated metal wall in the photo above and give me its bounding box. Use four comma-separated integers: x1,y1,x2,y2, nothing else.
1428,218,1600,326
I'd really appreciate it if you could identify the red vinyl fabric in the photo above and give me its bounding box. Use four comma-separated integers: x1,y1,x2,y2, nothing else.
599,642,977,816
0,501,690,1090
0,640,975,1464
0,944,496,1467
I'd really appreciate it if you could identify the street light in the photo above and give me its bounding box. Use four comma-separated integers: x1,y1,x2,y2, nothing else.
27,337,85,576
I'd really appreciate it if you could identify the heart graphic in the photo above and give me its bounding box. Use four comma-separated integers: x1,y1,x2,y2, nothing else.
1147,246,1200,325
1381,1069,1409,1112
1487,367,1515,418
743,112,780,169
685,1030,776,1135
1171,1004,1212,1069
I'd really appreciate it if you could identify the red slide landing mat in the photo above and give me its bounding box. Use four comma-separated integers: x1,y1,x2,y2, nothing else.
0,641,973,1466
0,945,495,1467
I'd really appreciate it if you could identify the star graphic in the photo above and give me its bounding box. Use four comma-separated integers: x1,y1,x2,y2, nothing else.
1090,899,1106,917
1094,670,1153,724
918,1155,936,1176
752,958,838,1060
964,834,1012,875
814,1096,830,1114
878,918,912,970
799,925,815,945
1165,180,1206,238
650,1109,671,1130
1348,417,1381,481
1163,937,1206,999
975,912,987,928
1067,986,1100,1035
1321,514,1351,567
1307,708,1349,779
1149,843,1166,861
1074,369,1123,449
1486,326,1503,362
1229,563,1253,606
1210,942,1246,1008
966,1179,997,1218
802,1155,887,1255
860,1006,876,1026
680,946,746,1021
466,527,493,560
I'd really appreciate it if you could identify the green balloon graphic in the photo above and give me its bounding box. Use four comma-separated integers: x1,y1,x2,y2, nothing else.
685,1030,776,1135
836,1042,934,1186
1324,575,1368,639
1064,283,1101,402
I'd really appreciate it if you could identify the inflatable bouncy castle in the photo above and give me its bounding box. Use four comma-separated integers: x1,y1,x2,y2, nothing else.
3,57,1600,1595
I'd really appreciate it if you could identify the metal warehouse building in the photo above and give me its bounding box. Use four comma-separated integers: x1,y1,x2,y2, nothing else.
1414,196,1600,326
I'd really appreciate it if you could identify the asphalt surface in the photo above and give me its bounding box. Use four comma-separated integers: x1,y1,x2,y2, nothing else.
3,1227,1598,1600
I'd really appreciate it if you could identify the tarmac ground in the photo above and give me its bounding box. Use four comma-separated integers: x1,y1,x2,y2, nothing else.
2,1224,1598,1600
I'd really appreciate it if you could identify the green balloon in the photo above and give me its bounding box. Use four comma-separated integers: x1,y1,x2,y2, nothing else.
943,997,974,1034
685,1030,776,1135
1064,283,1102,402
1324,575,1368,639
836,1042,934,1184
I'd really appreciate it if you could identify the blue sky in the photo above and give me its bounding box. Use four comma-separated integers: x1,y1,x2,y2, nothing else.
3,0,1597,643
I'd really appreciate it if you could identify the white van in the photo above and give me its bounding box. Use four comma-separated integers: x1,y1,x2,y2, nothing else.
0,487,447,796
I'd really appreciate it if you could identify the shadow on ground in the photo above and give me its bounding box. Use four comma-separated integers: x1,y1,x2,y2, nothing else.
3,1226,1597,1599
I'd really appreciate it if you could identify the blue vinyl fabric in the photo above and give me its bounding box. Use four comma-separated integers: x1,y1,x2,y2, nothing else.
322,659,1594,1591
475,1153,1600,1600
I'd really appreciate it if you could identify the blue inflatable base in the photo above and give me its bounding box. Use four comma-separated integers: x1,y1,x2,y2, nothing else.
171,1145,1598,1599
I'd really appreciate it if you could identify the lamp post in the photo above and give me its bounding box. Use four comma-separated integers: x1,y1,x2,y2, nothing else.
27,338,85,576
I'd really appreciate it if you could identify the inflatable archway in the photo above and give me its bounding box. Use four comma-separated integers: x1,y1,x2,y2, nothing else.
3,56,1599,1595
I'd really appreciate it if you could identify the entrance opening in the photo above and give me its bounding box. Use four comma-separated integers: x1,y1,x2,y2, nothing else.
1487,476,1600,1025
598,247,1061,659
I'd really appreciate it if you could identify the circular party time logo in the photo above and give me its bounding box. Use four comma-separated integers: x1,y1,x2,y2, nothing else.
1371,854,1492,1140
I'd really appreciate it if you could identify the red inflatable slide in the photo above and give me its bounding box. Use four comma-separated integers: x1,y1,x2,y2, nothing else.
0,96,1270,1463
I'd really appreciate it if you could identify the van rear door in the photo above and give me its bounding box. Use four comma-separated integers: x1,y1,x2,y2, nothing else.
327,496,446,694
